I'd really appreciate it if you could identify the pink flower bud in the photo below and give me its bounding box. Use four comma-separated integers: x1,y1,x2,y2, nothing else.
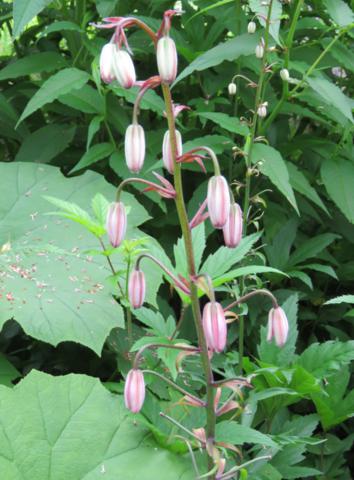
162,129,182,174
128,268,146,309
223,202,243,248
157,36,178,84
267,306,289,347
125,124,145,173
202,302,227,353
124,369,145,413
207,175,230,229
112,49,136,89
106,202,127,247
100,43,116,83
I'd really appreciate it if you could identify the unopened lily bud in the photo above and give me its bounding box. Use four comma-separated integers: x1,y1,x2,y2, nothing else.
228,82,237,96
112,49,136,89
106,202,127,247
255,44,264,59
257,102,268,118
280,68,290,81
207,175,230,229
162,129,182,174
125,124,145,173
223,202,243,248
99,43,116,83
124,369,145,413
202,302,227,353
248,21,256,34
157,36,178,84
128,268,146,309
267,306,289,347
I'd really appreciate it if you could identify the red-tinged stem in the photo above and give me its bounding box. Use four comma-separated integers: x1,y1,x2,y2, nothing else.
224,289,278,312
115,177,174,201
133,342,199,369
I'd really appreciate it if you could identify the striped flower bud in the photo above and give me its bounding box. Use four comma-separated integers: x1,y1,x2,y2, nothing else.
280,68,290,81
257,102,268,118
125,124,145,173
255,43,264,59
128,268,146,309
157,36,178,84
207,175,230,229
112,49,136,89
162,130,182,174
223,202,243,248
228,82,237,96
124,369,145,413
202,302,227,353
99,43,116,83
247,21,256,34
267,306,289,347
106,202,127,248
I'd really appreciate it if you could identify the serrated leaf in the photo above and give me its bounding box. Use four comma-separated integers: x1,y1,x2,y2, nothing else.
91,193,109,226
213,265,287,287
0,52,66,80
215,421,277,447
297,341,354,378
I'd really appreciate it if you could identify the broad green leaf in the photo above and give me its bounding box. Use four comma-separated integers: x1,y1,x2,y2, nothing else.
297,341,354,378
0,93,29,140
213,265,287,287
13,0,52,36
252,144,299,214
39,20,83,37
175,33,259,84
109,85,165,114
0,163,150,354
0,354,20,387
0,370,196,479
87,115,103,150
132,307,175,337
71,143,115,173
17,68,90,125
323,0,354,26
91,193,110,226
324,294,354,305
288,233,338,266
14,124,76,164
196,112,249,136
174,223,205,276
249,0,282,44
59,85,105,114
322,38,354,73
321,158,354,223
307,76,353,123
299,263,337,279
0,52,66,80
215,421,277,447
96,0,120,17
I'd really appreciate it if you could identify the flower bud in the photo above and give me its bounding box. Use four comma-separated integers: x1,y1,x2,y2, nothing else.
124,369,145,413
267,306,289,347
257,102,268,118
162,130,182,174
111,49,136,89
125,124,145,173
99,43,116,83
255,44,264,59
207,175,230,229
223,202,243,248
247,21,256,34
202,302,227,353
128,268,146,309
280,68,290,81
106,202,127,247
157,36,178,84
228,82,237,96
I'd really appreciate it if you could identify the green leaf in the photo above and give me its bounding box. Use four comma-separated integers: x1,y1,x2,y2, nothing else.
321,158,354,223
183,135,232,156
249,0,282,44
87,115,103,150
0,370,196,479
14,124,76,164
297,341,354,378
215,421,277,447
13,0,52,36
96,0,120,17
213,265,287,287
59,85,105,114
252,144,299,214
17,68,90,125
0,52,66,80
323,0,354,26
109,85,165,114
133,307,175,337
174,223,205,276
71,143,115,173
175,33,259,84
91,193,110,227
39,20,83,37
299,263,337,279
196,112,249,136
324,294,354,305
0,354,20,387
288,233,338,266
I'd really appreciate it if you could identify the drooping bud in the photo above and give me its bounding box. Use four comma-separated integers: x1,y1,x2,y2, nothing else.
280,68,290,81
157,36,178,84
228,82,237,96
125,124,145,173
162,130,182,174
202,302,227,353
106,202,127,247
124,369,145,413
247,21,256,34
99,43,116,83
255,43,264,59
128,268,146,309
267,306,289,347
257,102,268,118
207,175,230,229
111,49,136,89
223,202,243,248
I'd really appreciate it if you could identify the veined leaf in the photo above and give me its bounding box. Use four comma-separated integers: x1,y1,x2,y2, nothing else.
298,341,354,378
215,421,277,447
0,52,66,80
324,294,354,305
288,233,338,266
13,0,52,36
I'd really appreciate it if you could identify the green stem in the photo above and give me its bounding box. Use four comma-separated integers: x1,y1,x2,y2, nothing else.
161,83,216,478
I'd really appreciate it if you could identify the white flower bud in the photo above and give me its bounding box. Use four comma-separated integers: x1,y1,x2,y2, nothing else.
280,68,290,81
257,103,268,118
125,124,145,173
157,36,178,84
255,44,264,59
247,21,256,34
228,82,237,96
111,49,136,89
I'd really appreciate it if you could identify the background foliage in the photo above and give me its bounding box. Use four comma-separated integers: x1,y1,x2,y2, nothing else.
0,0,353,478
